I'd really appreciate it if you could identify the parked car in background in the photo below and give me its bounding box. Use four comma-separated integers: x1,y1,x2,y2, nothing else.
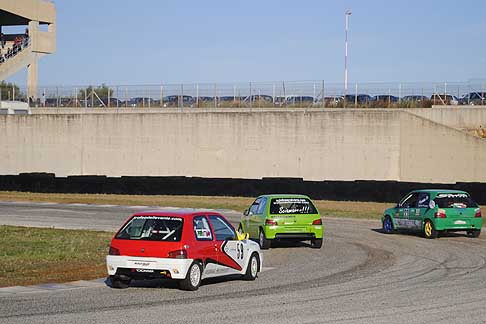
461,92,485,105
382,190,482,239
162,95,194,107
195,96,214,104
122,97,156,107
313,96,343,107
324,96,343,106
372,95,399,103
344,94,373,105
241,95,274,104
218,96,237,106
239,194,323,249
274,96,286,106
44,97,77,107
430,94,459,105
402,95,429,103
107,210,262,291
285,96,315,106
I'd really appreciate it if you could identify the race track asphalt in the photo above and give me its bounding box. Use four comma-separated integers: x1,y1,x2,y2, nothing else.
0,201,485,324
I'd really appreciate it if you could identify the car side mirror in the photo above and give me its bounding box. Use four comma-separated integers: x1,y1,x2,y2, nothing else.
243,209,249,216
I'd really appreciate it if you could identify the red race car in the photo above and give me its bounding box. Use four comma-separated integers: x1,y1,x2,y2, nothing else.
106,209,262,290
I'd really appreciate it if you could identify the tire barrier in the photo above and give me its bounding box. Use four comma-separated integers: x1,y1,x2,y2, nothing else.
1,173,486,204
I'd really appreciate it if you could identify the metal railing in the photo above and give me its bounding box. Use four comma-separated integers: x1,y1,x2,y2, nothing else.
0,37,30,64
5,80,486,108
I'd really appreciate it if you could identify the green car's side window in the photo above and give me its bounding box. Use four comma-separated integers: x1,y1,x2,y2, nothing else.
249,198,262,215
256,197,267,215
417,193,430,209
400,193,419,208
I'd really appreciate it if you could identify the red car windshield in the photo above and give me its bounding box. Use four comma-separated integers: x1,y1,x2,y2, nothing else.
116,216,184,241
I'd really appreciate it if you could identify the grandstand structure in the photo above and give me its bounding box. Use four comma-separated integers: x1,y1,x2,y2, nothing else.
0,0,56,101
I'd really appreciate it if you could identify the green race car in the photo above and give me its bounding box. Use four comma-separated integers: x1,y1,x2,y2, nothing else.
382,189,482,239
238,194,323,249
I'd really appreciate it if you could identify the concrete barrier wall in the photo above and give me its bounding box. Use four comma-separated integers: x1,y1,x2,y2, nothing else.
399,113,486,183
1,109,485,183
0,111,401,181
410,107,486,129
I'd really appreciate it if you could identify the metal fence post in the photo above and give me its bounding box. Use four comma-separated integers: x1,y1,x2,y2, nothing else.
180,84,184,108
213,83,217,108
75,87,78,107
147,87,151,108
195,83,199,108
321,80,325,108
354,83,358,108
433,84,437,105
159,85,164,108
312,83,316,108
108,87,111,108
125,87,128,108
398,83,402,105
282,81,286,108
482,83,485,106
142,88,145,108
249,82,252,108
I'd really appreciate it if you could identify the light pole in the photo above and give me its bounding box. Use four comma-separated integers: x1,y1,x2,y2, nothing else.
344,9,352,108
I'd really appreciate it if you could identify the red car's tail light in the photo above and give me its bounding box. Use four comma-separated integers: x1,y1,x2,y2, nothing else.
312,219,322,225
168,249,187,259
265,219,277,226
475,208,482,218
108,246,120,255
435,209,446,218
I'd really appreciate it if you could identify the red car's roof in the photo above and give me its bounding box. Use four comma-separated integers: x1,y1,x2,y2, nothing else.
132,209,222,218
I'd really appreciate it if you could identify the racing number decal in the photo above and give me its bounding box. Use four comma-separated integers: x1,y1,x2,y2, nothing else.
236,242,244,260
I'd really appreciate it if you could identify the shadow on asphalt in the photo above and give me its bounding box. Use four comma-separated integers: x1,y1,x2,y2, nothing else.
105,274,249,290
270,240,312,249
371,228,476,239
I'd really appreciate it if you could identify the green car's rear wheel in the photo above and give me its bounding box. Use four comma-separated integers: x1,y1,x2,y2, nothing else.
311,238,322,249
259,229,271,250
467,229,481,238
423,220,438,239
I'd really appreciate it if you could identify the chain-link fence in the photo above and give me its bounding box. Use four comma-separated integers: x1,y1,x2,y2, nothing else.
3,80,486,108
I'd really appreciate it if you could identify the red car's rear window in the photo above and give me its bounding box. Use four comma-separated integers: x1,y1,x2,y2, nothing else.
116,216,184,242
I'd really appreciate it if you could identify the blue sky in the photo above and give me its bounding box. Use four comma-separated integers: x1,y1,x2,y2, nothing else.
7,0,486,85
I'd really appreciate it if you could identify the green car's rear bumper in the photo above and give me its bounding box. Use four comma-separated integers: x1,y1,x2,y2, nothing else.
264,224,324,240
433,218,482,231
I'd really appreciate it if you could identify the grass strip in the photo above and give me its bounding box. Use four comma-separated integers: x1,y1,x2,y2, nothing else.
0,191,391,220
0,225,113,287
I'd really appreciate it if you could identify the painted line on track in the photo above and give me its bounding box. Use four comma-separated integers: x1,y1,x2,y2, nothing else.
0,267,275,296
0,279,107,296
